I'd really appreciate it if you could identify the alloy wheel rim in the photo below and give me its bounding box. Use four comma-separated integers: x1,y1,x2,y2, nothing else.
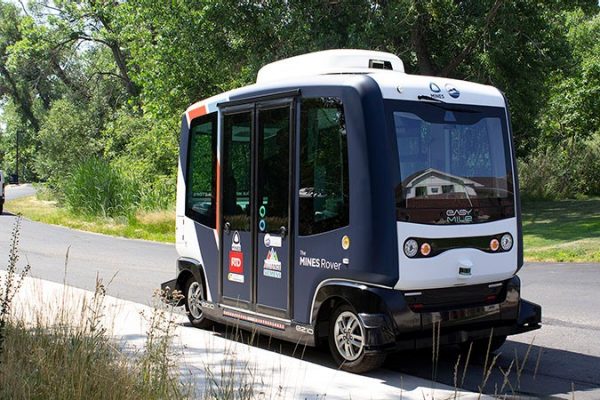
334,311,365,361
187,282,203,320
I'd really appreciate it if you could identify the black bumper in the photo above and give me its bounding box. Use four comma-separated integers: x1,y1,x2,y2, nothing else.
359,277,542,353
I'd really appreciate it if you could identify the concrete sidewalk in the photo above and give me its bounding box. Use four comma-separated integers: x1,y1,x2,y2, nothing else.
5,273,489,399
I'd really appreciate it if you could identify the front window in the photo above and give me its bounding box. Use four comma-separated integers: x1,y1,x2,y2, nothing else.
389,100,515,224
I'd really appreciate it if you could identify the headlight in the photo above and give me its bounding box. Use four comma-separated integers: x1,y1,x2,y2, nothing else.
500,233,513,251
404,239,418,258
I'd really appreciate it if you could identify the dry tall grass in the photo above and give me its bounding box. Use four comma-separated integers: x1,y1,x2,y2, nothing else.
0,217,190,400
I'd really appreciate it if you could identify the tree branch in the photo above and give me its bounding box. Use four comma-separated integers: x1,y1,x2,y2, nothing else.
440,0,504,77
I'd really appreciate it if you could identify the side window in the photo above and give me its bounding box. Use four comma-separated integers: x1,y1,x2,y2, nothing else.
222,111,252,231
299,97,349,235
186,112,217,228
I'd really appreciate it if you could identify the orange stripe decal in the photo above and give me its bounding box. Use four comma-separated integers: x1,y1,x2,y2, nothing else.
188,104,207,121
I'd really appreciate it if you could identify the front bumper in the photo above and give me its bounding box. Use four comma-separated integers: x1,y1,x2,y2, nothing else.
359,276,542,353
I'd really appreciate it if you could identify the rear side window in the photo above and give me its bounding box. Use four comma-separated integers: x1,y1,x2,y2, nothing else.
299,97,349,235
186,112,217,228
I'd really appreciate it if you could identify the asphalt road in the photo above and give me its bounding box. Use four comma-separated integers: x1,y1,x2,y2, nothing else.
3,183,37,201
1,187,598,398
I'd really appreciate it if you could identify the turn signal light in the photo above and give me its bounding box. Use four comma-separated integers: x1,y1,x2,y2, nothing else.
490,238,500,252
420,242,431,256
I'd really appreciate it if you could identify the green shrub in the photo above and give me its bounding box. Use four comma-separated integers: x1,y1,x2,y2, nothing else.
520,135,600,200
63,158,139,217
138,174,176,211
34,99,102,186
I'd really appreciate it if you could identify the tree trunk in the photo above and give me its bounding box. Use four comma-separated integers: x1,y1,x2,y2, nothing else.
0,64,40,132
411,9,436,75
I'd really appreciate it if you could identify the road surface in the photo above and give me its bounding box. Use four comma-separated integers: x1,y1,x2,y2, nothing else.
1,191,598,398
3,183,36,201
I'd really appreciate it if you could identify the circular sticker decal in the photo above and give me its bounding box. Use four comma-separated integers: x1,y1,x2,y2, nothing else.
259,205,267,218
264,234,271,247
342,235,350,250
259,219,266,231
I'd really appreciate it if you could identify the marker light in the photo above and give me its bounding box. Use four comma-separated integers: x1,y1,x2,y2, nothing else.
420,242,431,256
501,233,513,251
404,239,418,258
490,238,500,252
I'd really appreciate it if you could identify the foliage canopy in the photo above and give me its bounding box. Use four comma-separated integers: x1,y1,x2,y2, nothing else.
0,0,599,211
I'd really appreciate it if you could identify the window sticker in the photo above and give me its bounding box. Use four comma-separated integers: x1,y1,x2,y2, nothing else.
264,233,282,248
228,250,244,283
231,231,241,251
263,248,282,279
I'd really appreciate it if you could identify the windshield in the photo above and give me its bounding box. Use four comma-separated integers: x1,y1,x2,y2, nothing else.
388,100,515,225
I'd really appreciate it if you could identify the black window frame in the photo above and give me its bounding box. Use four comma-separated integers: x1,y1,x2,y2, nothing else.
185,112,218,228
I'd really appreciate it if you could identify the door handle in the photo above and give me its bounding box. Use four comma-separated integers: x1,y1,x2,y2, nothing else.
279,226,287,239
224,221,231,234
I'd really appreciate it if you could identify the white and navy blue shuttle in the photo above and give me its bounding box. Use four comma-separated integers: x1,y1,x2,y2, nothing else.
162,49,541,373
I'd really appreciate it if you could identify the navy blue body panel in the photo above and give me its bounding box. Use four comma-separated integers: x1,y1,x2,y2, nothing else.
221,230,252,304
503,93,524,271
256,231,290,311
290,81,399,323
214,77,400,324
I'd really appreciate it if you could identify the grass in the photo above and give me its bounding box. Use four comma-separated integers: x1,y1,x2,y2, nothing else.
0,217,189,399
4,195,175,243
522,198,600,263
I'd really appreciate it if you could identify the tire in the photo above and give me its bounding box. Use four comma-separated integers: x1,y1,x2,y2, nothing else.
184,277,213,329
328,304,386,373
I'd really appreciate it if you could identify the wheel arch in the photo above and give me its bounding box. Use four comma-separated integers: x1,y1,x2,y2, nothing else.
176,257,210,301
311,280,394,346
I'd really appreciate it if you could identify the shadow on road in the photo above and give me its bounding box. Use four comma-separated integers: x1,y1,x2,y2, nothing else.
175,321,600,398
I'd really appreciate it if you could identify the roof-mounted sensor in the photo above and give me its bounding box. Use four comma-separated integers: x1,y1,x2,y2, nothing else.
256,49,404,84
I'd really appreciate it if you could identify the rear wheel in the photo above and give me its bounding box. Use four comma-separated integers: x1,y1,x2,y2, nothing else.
184,277,213,329
328,304,386,373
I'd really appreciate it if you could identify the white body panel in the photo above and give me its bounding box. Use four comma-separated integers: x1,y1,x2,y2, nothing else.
372,72,505,107
395,218,518,290
257,49,404,84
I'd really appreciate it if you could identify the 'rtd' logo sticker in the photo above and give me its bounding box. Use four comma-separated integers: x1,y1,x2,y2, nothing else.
229,251,244,274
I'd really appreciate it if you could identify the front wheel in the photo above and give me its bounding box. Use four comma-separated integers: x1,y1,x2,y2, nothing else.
328,304,386,373
184,277,213,329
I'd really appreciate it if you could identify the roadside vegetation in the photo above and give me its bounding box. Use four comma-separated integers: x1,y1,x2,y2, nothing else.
0,218,189,399
4,194,174,243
